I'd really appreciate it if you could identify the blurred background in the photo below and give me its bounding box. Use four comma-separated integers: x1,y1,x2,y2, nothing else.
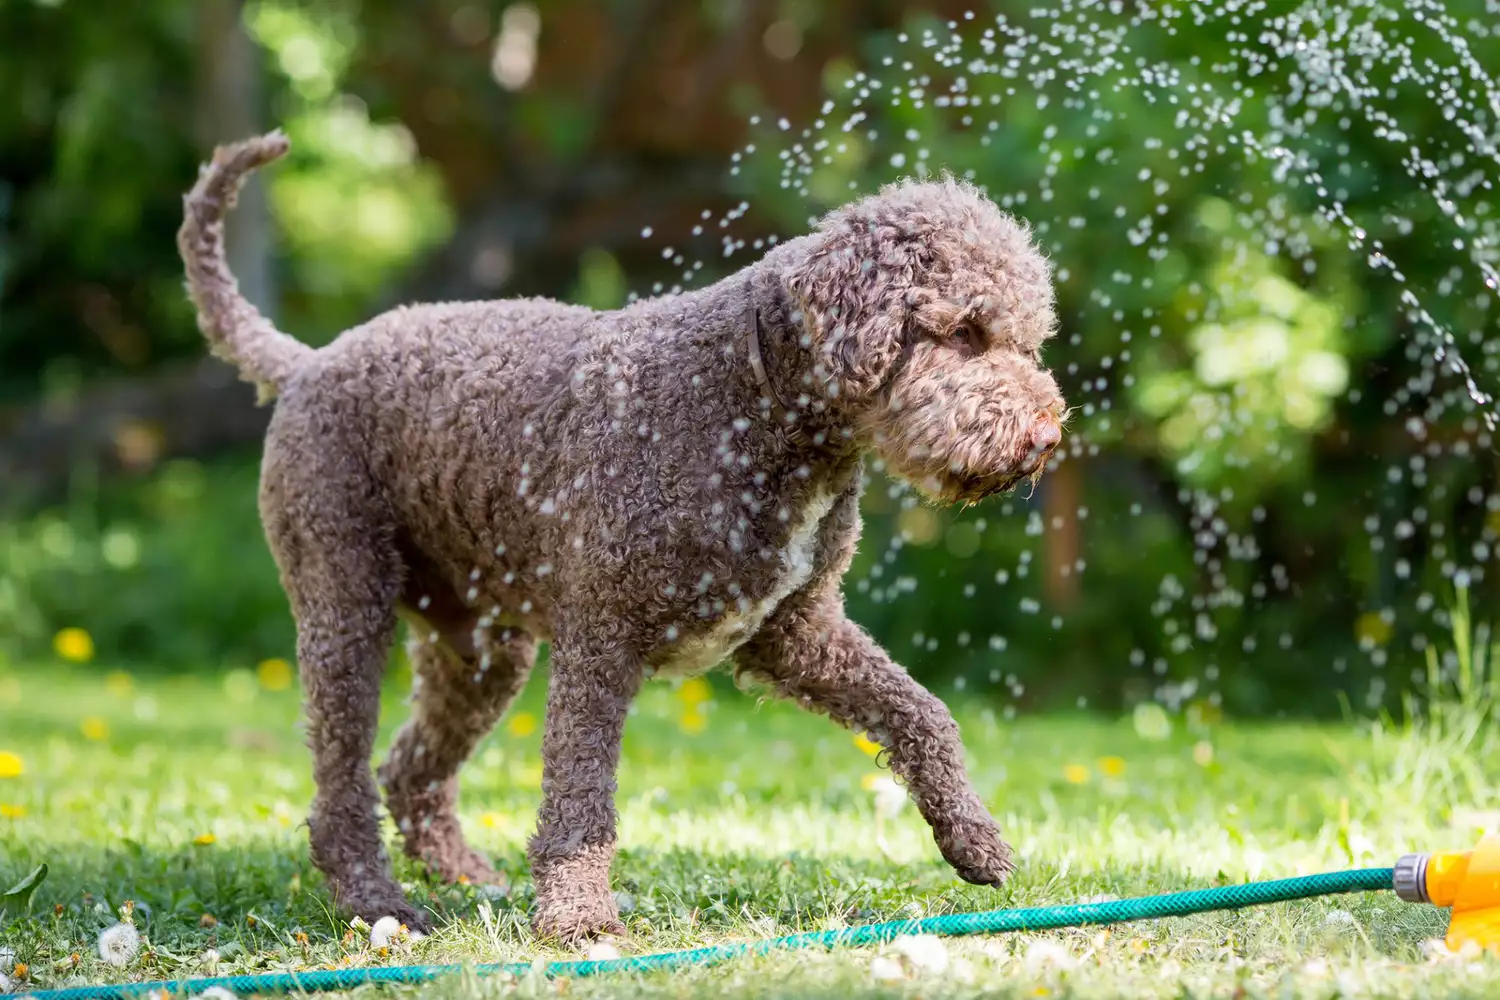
0,0,1496,718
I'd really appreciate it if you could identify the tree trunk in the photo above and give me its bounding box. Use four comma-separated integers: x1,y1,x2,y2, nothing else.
196,0,275,317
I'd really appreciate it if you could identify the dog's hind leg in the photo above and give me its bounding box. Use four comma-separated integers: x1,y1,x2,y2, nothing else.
260,426,425,931
379,619,536,887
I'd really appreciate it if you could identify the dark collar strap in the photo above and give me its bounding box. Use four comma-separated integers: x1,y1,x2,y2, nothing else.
745,293,810,447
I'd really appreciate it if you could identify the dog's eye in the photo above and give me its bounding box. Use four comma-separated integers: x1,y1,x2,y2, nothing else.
951,322,983,354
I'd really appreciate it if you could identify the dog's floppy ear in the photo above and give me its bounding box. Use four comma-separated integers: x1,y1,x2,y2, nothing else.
783,222,913,399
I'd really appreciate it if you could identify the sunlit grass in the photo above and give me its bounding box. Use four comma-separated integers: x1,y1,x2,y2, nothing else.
1,660,1497,998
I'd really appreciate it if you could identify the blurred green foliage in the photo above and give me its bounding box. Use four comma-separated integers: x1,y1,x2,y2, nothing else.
1,0,1497,715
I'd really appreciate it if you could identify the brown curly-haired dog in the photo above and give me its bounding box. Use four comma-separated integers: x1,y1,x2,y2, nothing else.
177,131,1065,943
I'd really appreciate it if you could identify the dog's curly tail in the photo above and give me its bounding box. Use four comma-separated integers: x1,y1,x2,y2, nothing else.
177,130,312,402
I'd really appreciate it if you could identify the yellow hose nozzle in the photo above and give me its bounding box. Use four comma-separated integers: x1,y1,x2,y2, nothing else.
1396,833,1500,952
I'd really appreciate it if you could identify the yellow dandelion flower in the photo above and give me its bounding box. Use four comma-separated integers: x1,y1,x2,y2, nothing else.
677,677,712,705
854,733,882,757
193,832,217,846
53,627,95,663
1097,756,1126,778
678,709,707,735
0,751,22,778
105,671,134,698
256,658,294,692
480,811,507,830
0,803,26,818
1192,741,1215,767
1354,610,1392,647
506,711,537,738
81,717,109,742
1062,764,1090,785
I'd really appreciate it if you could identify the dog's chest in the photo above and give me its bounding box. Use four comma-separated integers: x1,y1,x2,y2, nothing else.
653,489,838,678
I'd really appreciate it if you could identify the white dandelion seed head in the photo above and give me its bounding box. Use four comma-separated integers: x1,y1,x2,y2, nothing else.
1322,908,1356,931
868,955,905,981
199,949,221,968
98,922,141,967
1022,938,1076,973
191,987,238,1000
1422,937,1476,963
369,915,404,949
890,933,949,974
585,941,621,962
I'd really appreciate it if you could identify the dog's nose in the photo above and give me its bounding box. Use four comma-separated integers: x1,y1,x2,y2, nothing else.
1030,414,1062,453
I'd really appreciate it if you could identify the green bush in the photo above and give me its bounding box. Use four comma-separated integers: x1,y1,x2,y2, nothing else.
0,456,293,670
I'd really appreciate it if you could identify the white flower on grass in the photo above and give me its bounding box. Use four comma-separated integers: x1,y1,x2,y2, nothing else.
98,922,141,967
868,955,905,981
585,940,621,962
890,934,949,975
369,916,405,949
191,987,239,1000
1022,938,1076,973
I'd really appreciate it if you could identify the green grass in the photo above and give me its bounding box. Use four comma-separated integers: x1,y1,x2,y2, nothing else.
0,660,1496,999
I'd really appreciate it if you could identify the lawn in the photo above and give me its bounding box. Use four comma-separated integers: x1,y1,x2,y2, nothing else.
0,660,1495,999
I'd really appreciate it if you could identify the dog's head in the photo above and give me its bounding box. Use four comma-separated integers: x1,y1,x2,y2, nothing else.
783,176,1065,505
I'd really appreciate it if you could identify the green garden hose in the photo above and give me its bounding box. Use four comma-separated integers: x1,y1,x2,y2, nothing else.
5,867,1396,1000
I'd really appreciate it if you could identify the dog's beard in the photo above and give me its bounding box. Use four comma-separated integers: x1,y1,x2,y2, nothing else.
873,424,1055,508
913,467,1042,507
884,455,1049,508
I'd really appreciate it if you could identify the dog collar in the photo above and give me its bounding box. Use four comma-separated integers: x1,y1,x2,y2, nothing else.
747,302,811,447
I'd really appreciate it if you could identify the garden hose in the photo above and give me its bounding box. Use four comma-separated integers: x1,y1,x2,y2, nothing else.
0,865,1413,1000
13,834,1500,1000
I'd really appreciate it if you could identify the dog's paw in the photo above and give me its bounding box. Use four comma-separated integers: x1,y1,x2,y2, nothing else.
531,892,625,945
936,819,1016,887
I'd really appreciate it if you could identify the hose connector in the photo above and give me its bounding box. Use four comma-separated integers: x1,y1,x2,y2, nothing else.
1393,852,1429,903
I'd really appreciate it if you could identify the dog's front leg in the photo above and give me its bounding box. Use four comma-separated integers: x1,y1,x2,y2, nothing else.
528,636,642,942
737,595,1014,887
